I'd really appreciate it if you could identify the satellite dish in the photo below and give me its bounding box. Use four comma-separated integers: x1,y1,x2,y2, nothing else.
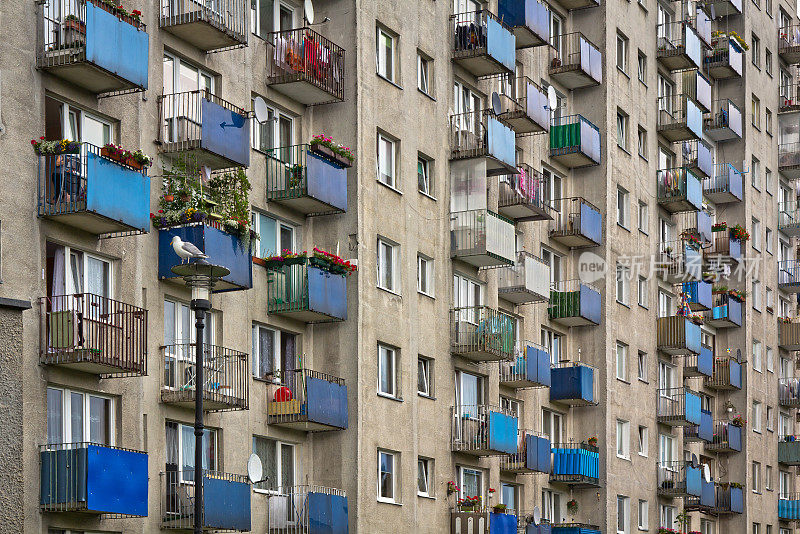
532,506,541,526
304,0,315,25
491,92,502,115
247,453,263,484
703,464,711,483
691,453,698,468
253,96,269,123
547,85,557,111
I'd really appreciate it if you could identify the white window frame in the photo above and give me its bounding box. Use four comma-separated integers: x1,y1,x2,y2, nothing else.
638,425,648,456
417,457,432,497
638,276,649,309
377,132,398,189
616,342,628,381
617,33,629,72
617,494,630,534
376,27,396,82
637,351,648,382
377,238,400,293
617,419,631,459
251,435,296,493
46,386,115,446
417,52,431,95
753,400,763,433
616,264,630,306
457,465,483,500
418,154,433,196
417,254,434,297
49,98,113,146
638,499,648,531
378,449,397,503
418,356,433,397
378,344,398,398
251,211,295,259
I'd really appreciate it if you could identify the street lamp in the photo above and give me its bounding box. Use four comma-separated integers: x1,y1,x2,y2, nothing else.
170,259,230,534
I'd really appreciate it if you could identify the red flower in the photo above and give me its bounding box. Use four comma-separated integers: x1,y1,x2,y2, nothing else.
158,209,163,213
40,136,45,139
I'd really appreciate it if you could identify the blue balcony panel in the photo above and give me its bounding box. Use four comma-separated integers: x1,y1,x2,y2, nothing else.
657,316,701,355
499,0,550,48
527,524,553,534
268,150,348,215
201,97,250,168
158,224,253,292
685,139,714,178
550,364,596,406
500,345,551,389
551,527,601,534
490,512,518,534
685,345,714,378
780,498,800,520
267,264,348,323
488,411,519,455
701,479,715,507
526,346,552,387
721,424,743,452
204,474,251,531
657,167,703,213
683,280,712,311
550,445,600,487
487,116,518,173
705,99,743,142
308,492,349,534
699,410,713,441
307,376,348,430
452,11,516,77
40,444,148,516
658,24,704,71
707,296,743,328
722,486,744,513
526,434,552,473
704,163,743,204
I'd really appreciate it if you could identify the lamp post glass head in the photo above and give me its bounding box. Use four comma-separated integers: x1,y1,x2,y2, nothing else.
170,259,231,304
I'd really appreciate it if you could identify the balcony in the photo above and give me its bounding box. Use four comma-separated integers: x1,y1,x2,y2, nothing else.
157,91,250,170
657,22,705,71
656,241,702,283
549,115,601,168
680,69,712,112
779,143,800,178
38,294,147,377
499,342,551,388
496,77,550,135
779,260,800,292
703,163,743,204
704,99,743,142
704,37,744,79
498,165,555,222
779,378,800,407
549,197,602,248
682,280,713,311
548,280,601,327
679,138,714,178
161,343,249,412
550,442,600,487
37,142,151,236
498,0,550,48
266,144,347,216
657,387,701,426
550,362,598,406
684,344,714,378
698,0,741,16
37,0,149,96
716,485,744,513
657,95,704,142
677,210,713,244
451,10,516,77
159,0,248,52
780,494,800,520
498,252,550,304
451,209,516,268
779,319,800,349
704,232,742,264
158,223,253,292
657,461,702,498
267,486,348,532
500,431,552,474
685,479,716,511
685,409,713,442
707,421,743,453
451,305,516,362
549,33,602,89
657,166,703,212
780,25,800,64
779,439,800,465
266,262,348,323
551,525,602,534
451,510,490,534
450,111,517,175
705,353,743,389
451,404,518,456
657,316,701,355
779,202,800,237
780,75,800,113
265,28,345,105
266,369,347,431
40,443,148,516
161,470,250,531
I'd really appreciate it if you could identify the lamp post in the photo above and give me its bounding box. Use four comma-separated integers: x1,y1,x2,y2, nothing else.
171,259,230,534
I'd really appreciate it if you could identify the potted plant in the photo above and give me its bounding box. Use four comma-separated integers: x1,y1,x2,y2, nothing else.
458,495,482,511
730,482,744,489
730,415,746,427
587,436,598,447
309,134,355,168
31,137,81,155
289,163,304,187
712,221,728,232
447,480,459,496
729,224,750,242
566,499,578,513
492,504,507,514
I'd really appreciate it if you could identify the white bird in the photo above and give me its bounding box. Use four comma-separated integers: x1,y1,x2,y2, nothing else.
171,235,208,264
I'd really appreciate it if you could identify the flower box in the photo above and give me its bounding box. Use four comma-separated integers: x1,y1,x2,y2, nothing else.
310,142,353,169
100,146,144,170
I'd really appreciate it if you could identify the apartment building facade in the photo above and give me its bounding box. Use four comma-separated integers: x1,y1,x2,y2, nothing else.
0,0,799,532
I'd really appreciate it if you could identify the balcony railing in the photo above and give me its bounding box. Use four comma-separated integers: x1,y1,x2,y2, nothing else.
704,162,743,204
779,260,800,292
499,341,551,388
551,523,602,534
678,138,714,178
265,28,345,105
780,493,800,520
36,0,149,96
267,485,348,533
498,164,555,221
676,210,713,244
779,378,800,407
657,316,701,355
656,165,703,212
779,201,800,237
550,361,598,406
159,0,248,52
657,95,704,142
266,262,348,322
451,10,516,77
549,197,602,248
704,36,744,79
656,240,702,283
497,252,550,304
549,32,602,89
698,0,741,16
780,71,800,112
451,404,518,456
549,115,601,168
40,442,148,516
494,76,550,135
266,369,347,431
684,344,714,378
780,25,800,64
704,232,742,264
685,409,713,442
679,69,712,113
779,319,800,350
779,439,800,465
548,280,601,327
685,478,716,511
657,387,701,426
39,294,147,377
266,144,347,215
657,22,705,71
161,343,249,412
550,442,600,487
657,461,702,497
450,110,517,175
707,421,743,453
706,293,743,329
161,469,251,531
681,280,713,311
157,90,250,169
37,142,151,236
450,306,516,362
716,485,744,513
500,430,551,473
704,99,743,142
779,143,800,178
705,353,743,390
451,209,516,268
498,0,550,48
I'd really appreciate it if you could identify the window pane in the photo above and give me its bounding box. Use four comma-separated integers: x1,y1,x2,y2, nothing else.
88,395,109,445
47,388,63,444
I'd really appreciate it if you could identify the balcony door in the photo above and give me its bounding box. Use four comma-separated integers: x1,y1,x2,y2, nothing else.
252,324,297,383
457,465,483,500
44,96,112,148
163,299,214,391
46,386,114,447
453,81,483,142
164,421,218,512
542,408,563,444
162,54,215,144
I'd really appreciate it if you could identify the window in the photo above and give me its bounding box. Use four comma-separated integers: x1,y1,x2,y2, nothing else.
767,108,773,135
638,499,648,530
417,52,431,95
638,276,649,309
542,408,564,444
549,10,564,55
417,154,433,196
753,280,762,311
701,519,716,534
542,489,562,522
378,344,398,398
163,299,214,389
638,201,649,233
417,254,433,296
766,168,773,195
458,465,483,500
616,419,630,459
753,461,762,493
638,425,649,456
781,469,791,498
252,436,295,492
617,495,630,534
753,400,763,433
616,342,629,381
165,421,216,482
637,351,648,382
753,340,763,371
766,465,773,491
617,32,629,73
617,186,629,227
46,243,112,300
752,218,761,250
501,483,518,511
753,524,761,534
658,289,673,318
377,132,397,188
767,48,773,76
541,247,562,285
766,228,773,254
752,95,761,128
638,51,647,84
378,450,397,502
659,432,675,466
46,387,113,446
767,287,774,312
44,96,112,146
418,356,433,397
767,347,774,373
252,212,295,259
617,111,628,151
250,98,293,153
377,238,399,293
541,167,562,206
376,27,397,82
501,395,520,418
660,504,676,530
541,329,563,366
616,264,630,305
252,324,297,380
638,128,647,159
752,34,761,67
417,457,432,497
456,370,485,409
752,157,761,189
780,412,792,439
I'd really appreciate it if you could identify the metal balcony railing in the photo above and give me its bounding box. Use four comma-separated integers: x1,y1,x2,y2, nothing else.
265,143,347,214
657,461,698,496
657,239,702,281
780,378,800,407
449,110,515,174
451,404,517,455
498,164,555,220
656,165,702,211
549,32,602,86
657,315,701,355
705,37,744,77
450,10,513,68
704,232,741,261
707,421,743,452
780,79,800,111
779,201,800,232
266,485,347,533
160,0,248,50
550,441,600,486
705,99,742,140
550,361,598,406
499,429,549,473
451,209,516,266
548,197,602,247
157,90,248,153
704,162,743,202
779,260,800,288
657,21,704,69
678,138,714,178
266,368,347,431
450,306,516,361
497,252,550,303
779,319,800,350
265,27,345,104
657,387,700,425
657,95,701,139
780,25,800,60
39,294,147,377
780,143,800,172
161,469,250,531
493,76,549,134
161,343,249,411
499,340,550,387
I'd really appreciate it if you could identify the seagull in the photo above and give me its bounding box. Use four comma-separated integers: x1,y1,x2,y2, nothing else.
171,236,208,264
